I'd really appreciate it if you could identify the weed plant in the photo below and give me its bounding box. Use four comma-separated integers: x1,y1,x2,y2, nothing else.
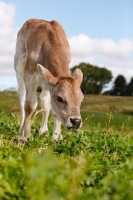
0,108,133,199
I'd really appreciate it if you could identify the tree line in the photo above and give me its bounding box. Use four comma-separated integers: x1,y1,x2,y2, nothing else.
71,63,133,96
110,75,133,96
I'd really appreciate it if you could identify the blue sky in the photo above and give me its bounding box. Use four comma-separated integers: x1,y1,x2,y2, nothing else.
0,0,133,90
4,0,133,39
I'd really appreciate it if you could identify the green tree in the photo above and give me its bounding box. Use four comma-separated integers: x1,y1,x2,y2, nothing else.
71,63,112,94
125,77,133,96
111,75,127,96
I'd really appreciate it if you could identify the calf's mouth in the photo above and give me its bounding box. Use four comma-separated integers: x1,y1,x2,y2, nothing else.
66,117,82,132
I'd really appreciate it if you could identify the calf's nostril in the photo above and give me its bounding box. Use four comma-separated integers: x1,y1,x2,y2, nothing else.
70,118,81,126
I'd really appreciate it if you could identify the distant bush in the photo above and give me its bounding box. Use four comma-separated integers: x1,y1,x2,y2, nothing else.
121,109,133,115
102,90,111,95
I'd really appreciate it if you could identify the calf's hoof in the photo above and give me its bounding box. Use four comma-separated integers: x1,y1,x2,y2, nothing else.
52,133,63,140
18,136,28,141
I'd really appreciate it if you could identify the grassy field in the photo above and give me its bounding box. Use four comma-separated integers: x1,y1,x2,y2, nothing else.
1,91,133,130
0,91,133,199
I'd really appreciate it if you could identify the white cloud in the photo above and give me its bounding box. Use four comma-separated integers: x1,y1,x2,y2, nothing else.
0,1,18,76
68,34,133,82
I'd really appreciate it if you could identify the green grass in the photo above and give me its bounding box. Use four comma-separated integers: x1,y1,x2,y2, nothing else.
0,92,18,114
1,92,133,130
82,95,133,113
81,95,133,131
0,92,133,199
82,111,133,131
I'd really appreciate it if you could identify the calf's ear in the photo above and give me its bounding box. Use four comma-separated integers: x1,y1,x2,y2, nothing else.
72,68,83,85
37,64,58,86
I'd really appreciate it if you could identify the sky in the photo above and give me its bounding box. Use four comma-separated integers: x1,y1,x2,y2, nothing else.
0,0,133,90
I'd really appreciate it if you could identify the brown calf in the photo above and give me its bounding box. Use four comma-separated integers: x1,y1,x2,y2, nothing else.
14,19,83,141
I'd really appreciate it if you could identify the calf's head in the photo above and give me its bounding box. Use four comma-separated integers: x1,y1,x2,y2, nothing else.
37,64,84,131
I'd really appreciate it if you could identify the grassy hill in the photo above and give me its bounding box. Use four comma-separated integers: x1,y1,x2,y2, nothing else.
1,91,133,130
81,95,133,131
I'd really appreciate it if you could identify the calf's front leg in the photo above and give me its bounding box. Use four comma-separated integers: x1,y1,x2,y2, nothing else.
18,75,37,141
39,89,51,135
52,112,62,140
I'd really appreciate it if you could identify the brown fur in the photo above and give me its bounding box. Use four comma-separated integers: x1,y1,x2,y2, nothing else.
17,19,71,77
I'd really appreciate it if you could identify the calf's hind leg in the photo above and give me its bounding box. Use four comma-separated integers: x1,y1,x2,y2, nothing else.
16,72,26,140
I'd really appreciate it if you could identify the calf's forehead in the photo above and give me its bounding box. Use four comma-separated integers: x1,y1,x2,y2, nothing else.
53,78,82,99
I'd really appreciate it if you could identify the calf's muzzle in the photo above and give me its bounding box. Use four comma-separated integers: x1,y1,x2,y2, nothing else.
70,118,81,127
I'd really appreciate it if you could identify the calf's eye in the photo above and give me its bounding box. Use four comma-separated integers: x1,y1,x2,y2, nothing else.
56,96,63,103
